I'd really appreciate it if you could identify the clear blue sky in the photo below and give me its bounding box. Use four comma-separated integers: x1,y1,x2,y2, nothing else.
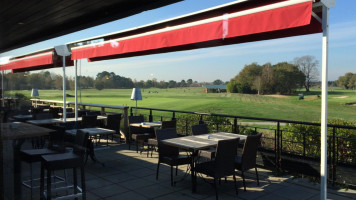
1,0,355,82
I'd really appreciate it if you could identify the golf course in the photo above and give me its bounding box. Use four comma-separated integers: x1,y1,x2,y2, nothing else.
7,87,356,123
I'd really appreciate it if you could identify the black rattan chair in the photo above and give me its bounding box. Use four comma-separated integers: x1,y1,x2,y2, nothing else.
195,138,239,200
40,130,88,200
235,133,262,191
192,124,216,160
81,115,97,128
156,128,192,186
191,124,208,136
128,116,149,152
147,120,176,157
105,114,122,141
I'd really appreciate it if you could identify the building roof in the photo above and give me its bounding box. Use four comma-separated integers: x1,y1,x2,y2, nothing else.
203,85,227,90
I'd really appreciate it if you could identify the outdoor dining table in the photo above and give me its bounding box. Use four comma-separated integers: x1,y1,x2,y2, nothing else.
12,114,33,121
161,132,247,193
0,122,54,200
27,115,107,126
129,121,162,128
65,128,115,166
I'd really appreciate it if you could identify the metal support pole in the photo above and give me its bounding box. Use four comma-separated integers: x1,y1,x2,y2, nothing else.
62,56,67,122
75,60,78,121
321,4,330,200
1,71,4,107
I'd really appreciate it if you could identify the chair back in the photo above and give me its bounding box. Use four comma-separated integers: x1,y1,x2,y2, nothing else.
161,120,176,129
241,133,262,170
34,113,53,120
129,115,144,123
65,112,75,118
156,128,179,157
86,111,101,116
48,128,66,153
214,138,239,178
81,115,97,128
107,114,122,133
73,130,89,158
191,124,208,135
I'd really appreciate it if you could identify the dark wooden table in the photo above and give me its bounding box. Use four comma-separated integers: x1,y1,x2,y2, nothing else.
1,122,54,200
161,132,246,193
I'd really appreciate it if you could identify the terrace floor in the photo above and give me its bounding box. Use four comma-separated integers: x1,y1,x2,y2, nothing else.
3,139,356,200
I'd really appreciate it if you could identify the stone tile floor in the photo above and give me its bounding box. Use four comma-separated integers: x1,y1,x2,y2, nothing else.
12,140,356,199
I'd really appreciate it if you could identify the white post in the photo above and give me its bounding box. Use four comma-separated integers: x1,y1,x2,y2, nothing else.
75,60,78,121
62,56,67,122
1,71,4,107
321,4,330,200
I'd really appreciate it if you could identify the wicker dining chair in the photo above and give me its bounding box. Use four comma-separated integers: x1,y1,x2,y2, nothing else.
235,133,262,191
147,120,176,157
156,128,192,186
195,138,240,200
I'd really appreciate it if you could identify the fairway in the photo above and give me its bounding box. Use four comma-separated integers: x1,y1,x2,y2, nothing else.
7,87,356,122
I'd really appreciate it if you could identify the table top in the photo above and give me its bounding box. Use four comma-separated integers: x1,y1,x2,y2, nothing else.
161,132,246,151
130,121,162,128
66,128,115,136
1,122,54,140
13,114,33,120
27,115,107,125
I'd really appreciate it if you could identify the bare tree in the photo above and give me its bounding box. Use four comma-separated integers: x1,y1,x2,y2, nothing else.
294,56,319,92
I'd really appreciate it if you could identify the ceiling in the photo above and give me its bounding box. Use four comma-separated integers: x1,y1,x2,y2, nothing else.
0,0,183,54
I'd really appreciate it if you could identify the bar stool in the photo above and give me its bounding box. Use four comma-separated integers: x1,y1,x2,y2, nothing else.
20,129,67,200
40,130,88,200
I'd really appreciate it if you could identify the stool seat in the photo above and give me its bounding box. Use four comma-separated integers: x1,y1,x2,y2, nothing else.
21,149,58,163
42,153,83,170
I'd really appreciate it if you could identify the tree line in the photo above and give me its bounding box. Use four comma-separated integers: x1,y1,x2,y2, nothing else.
2,70,209,90
227,56,319,94
337,72,356,90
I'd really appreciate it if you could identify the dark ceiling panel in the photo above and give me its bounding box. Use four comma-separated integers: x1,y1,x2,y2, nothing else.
0,0,183,53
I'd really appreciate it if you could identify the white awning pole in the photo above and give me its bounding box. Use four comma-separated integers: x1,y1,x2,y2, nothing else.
75,60,78,121
62,56,67,123
321,3,330,200
1,71,4,107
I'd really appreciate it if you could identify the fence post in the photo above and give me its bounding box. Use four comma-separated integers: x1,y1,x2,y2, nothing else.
130,107,133,116
303,132,306,158
332,127,336,186
276,121,281,170
172,112,176,121
149,109,153,122
186,119,189,136
199,115,204,124
123,107,129,143
233,118,238,133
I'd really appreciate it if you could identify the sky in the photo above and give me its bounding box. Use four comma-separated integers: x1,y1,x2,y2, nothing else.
1,0,356,82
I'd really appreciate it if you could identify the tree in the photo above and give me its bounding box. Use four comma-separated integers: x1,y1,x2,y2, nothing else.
168,80,177,88
213,79,223,85
273,62,305,94
252,76,262,95
187,79,193,86
261,63,274,94
234,62,262,94
294,56,319,92
94,80,105,90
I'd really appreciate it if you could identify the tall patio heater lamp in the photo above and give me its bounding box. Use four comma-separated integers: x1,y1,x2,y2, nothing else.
31,88,39,107
54,45,71,123
131,88,142,115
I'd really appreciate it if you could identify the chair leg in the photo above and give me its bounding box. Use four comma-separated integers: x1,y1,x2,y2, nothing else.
73,168,77,198
40,163,45,200
255,167,259,185
176,165,178,176
81,166,86,200
213,177,218,200
147,144,150,157
170,165,173,186
30,163,33,200
241,171,246,191
156,162,160,180
233,173,238,196
47,169,52,200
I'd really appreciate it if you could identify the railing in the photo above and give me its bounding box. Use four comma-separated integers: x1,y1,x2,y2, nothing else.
131,106,356,188
31,99,130,138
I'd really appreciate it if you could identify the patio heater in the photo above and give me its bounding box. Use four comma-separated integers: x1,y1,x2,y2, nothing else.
31,88,39,107
131,88,142,115
54,45,71,123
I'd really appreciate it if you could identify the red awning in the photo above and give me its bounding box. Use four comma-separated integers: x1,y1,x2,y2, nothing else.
71,0,322,62
0,50,74,73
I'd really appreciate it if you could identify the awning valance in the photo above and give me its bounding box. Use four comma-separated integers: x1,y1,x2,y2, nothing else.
0,50,74,73
71,0,322,62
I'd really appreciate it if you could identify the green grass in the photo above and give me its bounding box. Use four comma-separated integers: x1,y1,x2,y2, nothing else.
6,87,356,122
